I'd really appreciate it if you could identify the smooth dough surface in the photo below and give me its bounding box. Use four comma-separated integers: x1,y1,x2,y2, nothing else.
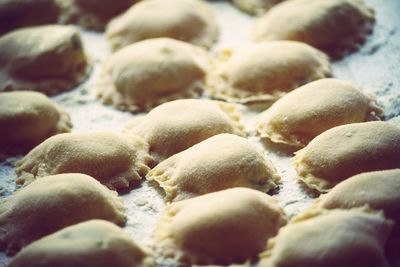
207,41,331,103
293,121,400,192
8,220,154,267
125,99,245,162
258,208,392,267
15,132,153,191
154,188,287,265
147,134,280,202
97,38,209,112
0,173,126,255
232,0,285,15
0,91,72,150
256,78,382,147
106,0,218,51
252,0,375,58
0,25,90,94
0,0,60,35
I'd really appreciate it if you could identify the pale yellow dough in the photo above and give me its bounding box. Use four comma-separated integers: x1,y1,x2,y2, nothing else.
147,134,280,202
0,25,90,95
8,220,154,267
232,0,284,15
125,99,245,162
207,41,331,103
97,38,209,112
15,132,153,191
106,0,218,51
258,208,392,267
252,0,375,58
0,91,72,150
154,188,287,265
0,173,126,255
293,121,400,192
256,78,382,147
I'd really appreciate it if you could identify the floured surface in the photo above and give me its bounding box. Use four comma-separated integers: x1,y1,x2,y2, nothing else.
0,0,399,266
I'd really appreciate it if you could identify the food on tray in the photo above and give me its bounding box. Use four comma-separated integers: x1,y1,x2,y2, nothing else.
252,0,375,58
97,38,209,112
255,78,382,147
15,132,153,191
8,220,154,267
0,25,90,94
0,91,72,151
154,188,287,265
207,41,331,103
293,121,400,192
125,99,245,162
232,0,284,15
147,134,280,202
106,0,218,51
258,208,392,267
0,173,126,255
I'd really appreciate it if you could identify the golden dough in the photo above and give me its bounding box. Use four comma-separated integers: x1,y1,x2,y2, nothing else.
125,99,245,163
293,121,400,192
106,0,218,51
97,38,209,112
154,188,287,265
207,41,331,103
15,132,153,191
147,134,280,202
58,0,137,31
0,173,126,255
0,25,90,95
0,91,72,151
252,0,375,58
258,208,392,267
0,0,60,35
256,78,382,147
8,220,154,267
232,0,284,15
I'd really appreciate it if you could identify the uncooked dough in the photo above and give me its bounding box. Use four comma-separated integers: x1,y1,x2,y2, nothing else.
125,99,245,162
0,91,72,151
0,173,126,255
8,220,154,267
154,188,287,265
0,25,90,94
207,41,331,103
147,134,280,202
97,38,209,112
252,0,375,58
232,0,284,15
15,132,153,191
106,0,218,51
255,78,382,147
293,121,400,192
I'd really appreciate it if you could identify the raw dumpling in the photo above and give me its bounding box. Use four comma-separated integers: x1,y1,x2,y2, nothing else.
293,121,400,192
0,173,126,255
147,134,280,202
97,38,209,112
258,208,392,267
58,0,137,31
8,220,154,267
207,41,331,103
106,0,218,51
0,25,90,94
232,0,284,15
0,91,72,151
252,0,375,58
0,0,60,35
256,79,382,147
125,99,245,162
154,188,287,265
15,132,153,191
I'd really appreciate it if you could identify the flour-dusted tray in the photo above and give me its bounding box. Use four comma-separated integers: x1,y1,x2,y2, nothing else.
0,0,400,266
